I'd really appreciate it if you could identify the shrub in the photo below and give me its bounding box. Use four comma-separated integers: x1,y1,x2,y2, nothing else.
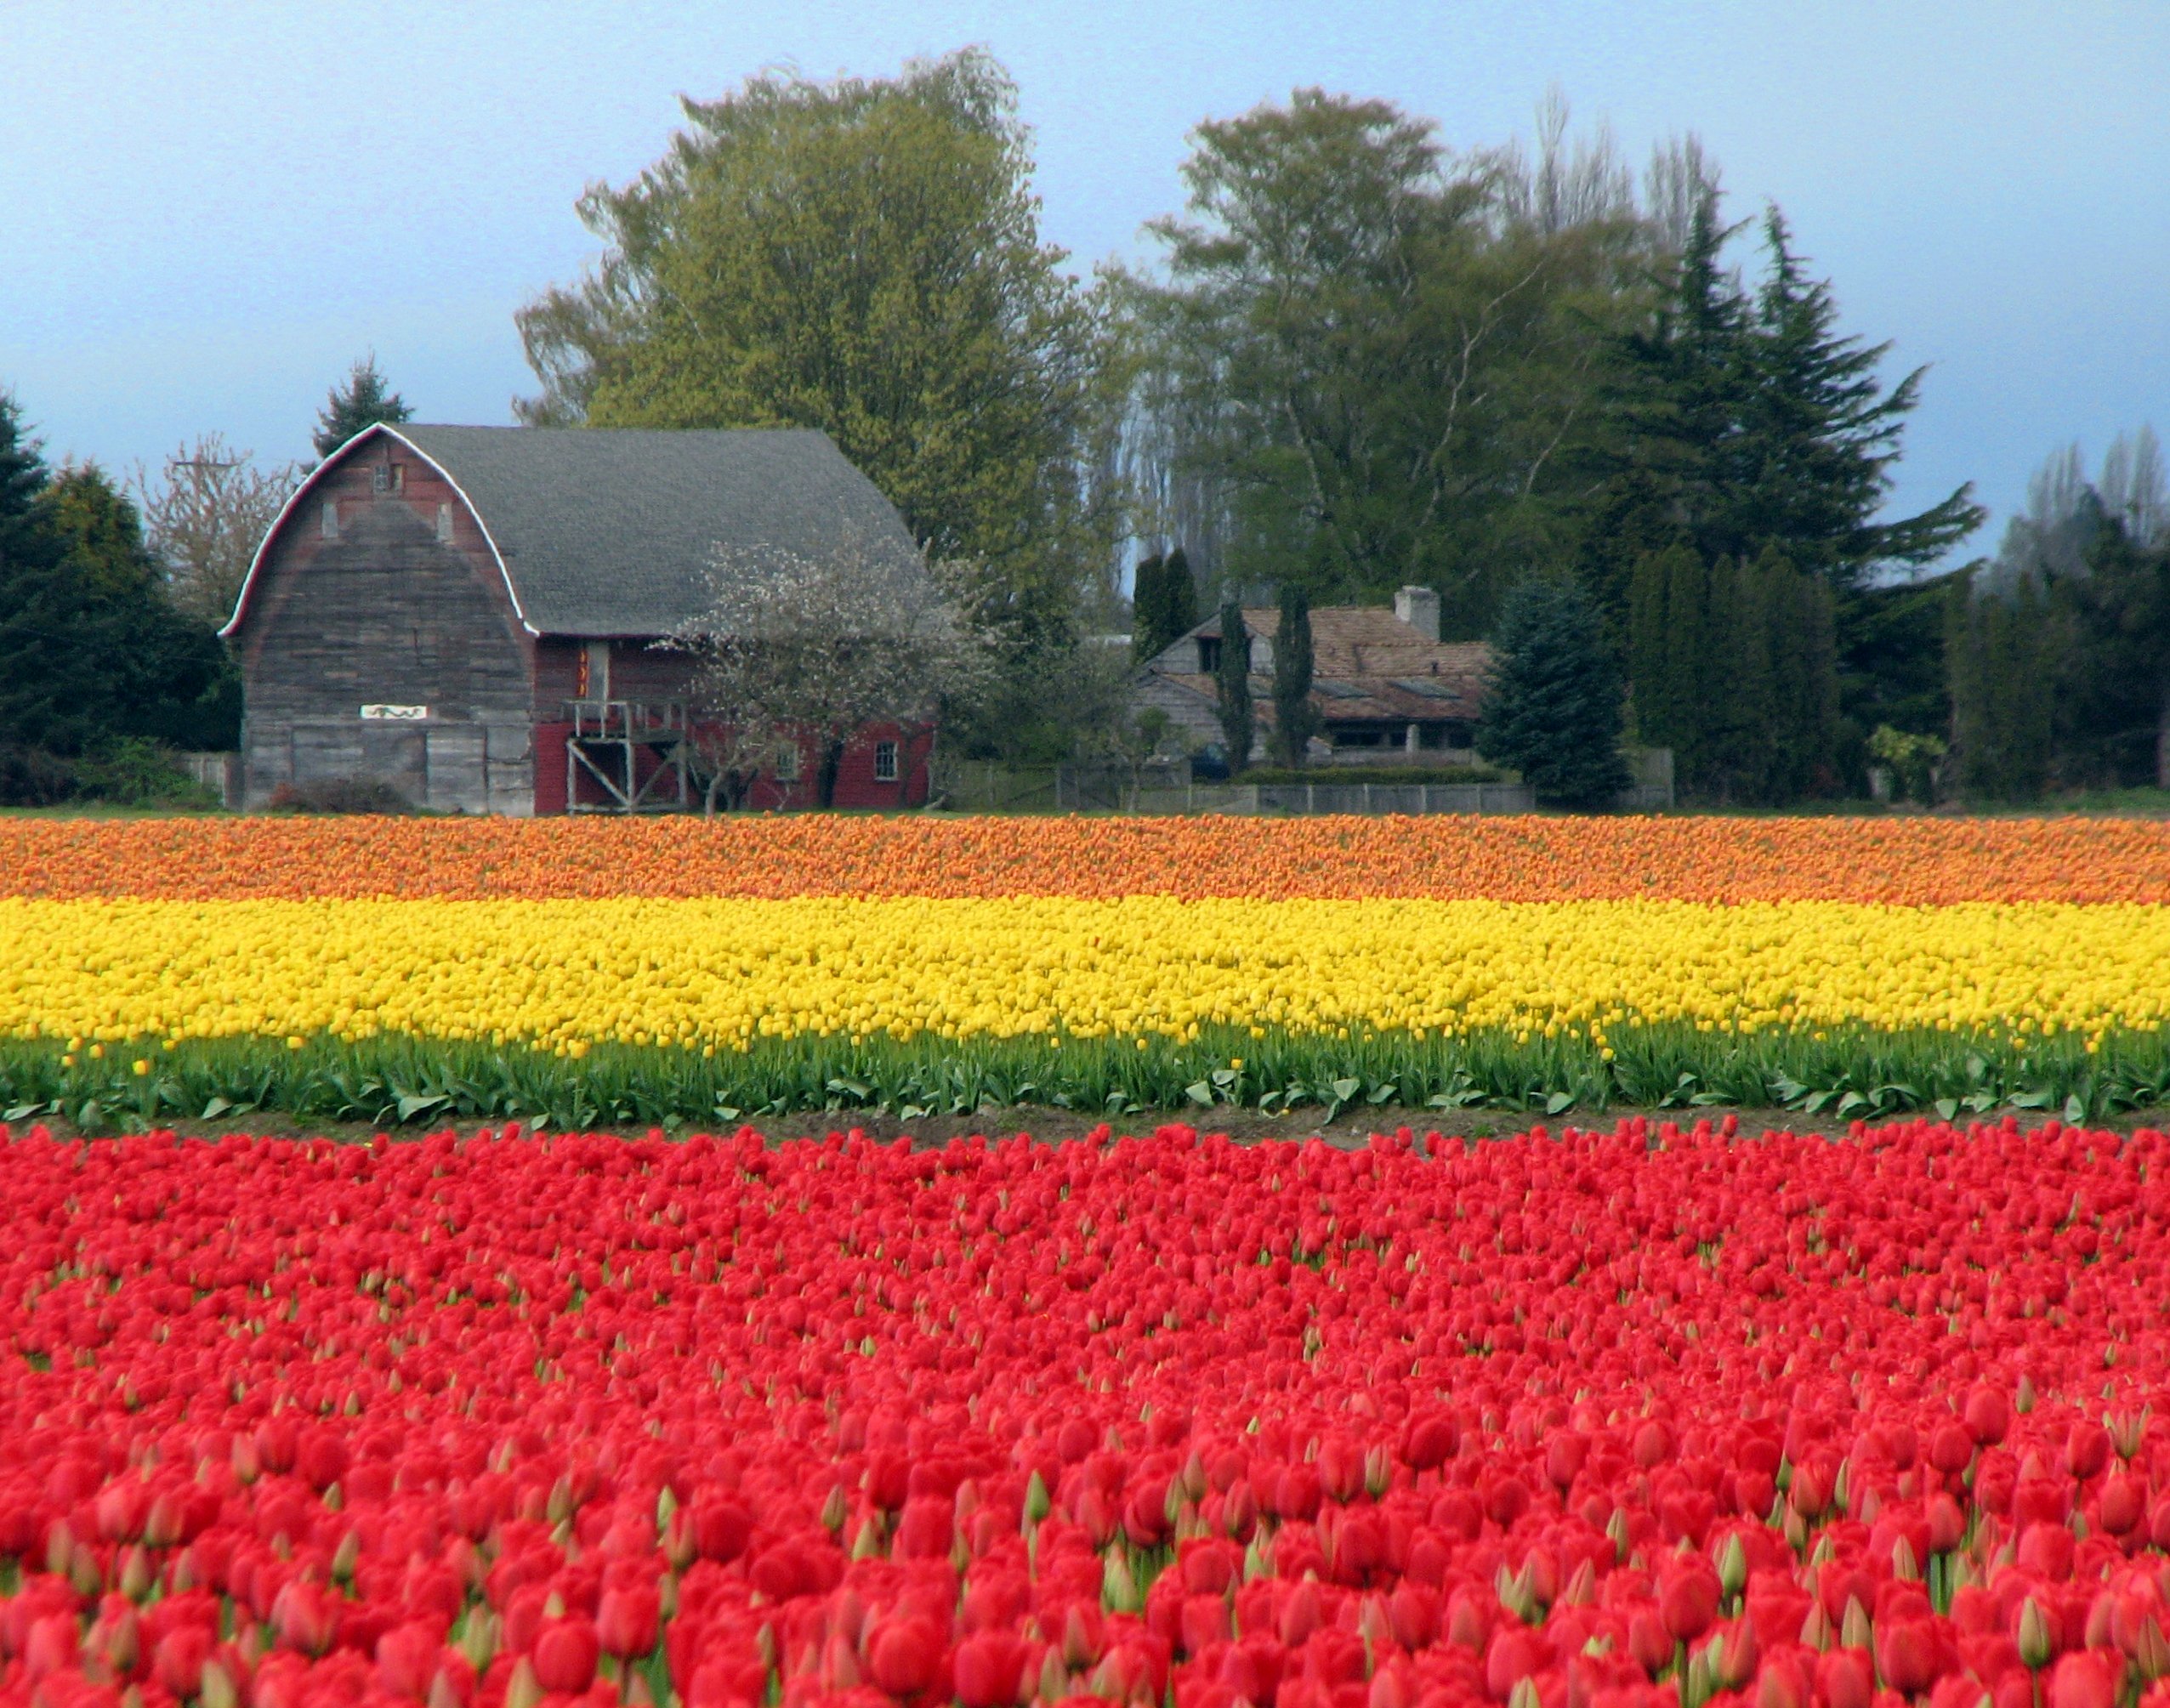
265,777,418,815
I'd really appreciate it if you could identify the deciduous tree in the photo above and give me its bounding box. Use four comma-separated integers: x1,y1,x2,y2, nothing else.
518,51,1111,640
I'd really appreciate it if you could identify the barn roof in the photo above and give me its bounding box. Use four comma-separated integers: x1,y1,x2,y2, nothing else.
225,423,926,639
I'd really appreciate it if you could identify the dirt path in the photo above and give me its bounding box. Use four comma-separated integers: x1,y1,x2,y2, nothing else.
13,1103,2017,1149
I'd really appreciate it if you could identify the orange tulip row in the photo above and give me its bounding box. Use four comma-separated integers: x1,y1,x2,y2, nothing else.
5,814,2167,905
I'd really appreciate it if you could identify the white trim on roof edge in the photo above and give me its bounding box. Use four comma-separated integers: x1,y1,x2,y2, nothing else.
219,424,539,640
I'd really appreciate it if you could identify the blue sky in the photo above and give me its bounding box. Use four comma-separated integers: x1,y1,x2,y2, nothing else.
3,0,2165,559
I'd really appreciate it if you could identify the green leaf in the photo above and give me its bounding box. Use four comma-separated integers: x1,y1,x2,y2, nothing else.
1331,1077,1361,1102
2063,1092,2087,1125
1366,1082,1396,1104
2009,1089,2054,1109
1934,1098,1959,1122
1835,1091,1867,1116
3,1104,43,1122
200,1096,234,1121
395,1092,451,1121
1184,1081,1215,1107
1544,1091,1575,1115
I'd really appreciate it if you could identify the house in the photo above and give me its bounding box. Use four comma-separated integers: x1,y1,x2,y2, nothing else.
1133,586,1492,764
221,424,935,813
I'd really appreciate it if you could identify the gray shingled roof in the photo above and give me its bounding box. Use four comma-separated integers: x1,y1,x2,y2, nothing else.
395,424,926,637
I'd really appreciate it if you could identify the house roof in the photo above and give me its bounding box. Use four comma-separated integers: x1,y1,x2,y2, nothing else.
225,423,926,639
1141,604,1491,723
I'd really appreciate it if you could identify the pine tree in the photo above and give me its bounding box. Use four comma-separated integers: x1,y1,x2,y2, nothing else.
1270,582,1319,767
1741,209,1981,583
1129,553,1167,663
1213,593,1254,772
1475,577,1629,808
313,354,414,458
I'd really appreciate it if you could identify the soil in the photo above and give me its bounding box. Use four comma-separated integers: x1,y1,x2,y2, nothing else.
14,1103,1967,1149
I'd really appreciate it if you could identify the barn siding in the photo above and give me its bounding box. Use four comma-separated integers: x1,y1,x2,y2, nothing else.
235,446,536,814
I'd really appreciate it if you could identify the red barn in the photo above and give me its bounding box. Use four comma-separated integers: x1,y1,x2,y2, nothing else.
222,423,936,814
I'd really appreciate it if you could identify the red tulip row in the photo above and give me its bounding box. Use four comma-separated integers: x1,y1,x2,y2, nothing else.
2,1116,2168,1708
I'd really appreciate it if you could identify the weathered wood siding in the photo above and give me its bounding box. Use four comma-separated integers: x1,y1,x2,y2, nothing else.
233,442,536,814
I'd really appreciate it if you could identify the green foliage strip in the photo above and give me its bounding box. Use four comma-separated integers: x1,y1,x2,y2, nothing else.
3,1024,2165,1136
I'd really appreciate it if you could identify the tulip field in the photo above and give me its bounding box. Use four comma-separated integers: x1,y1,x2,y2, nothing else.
7,1114,2170,1708
3,815,2170,1128
7,814,2170,1708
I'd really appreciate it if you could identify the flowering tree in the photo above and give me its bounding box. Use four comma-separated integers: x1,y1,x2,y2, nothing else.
659,528,994,811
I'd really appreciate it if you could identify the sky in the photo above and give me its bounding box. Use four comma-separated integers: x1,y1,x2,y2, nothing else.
3,0,2166,560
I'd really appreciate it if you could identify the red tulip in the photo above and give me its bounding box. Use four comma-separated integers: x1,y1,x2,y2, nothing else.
532,1619,600,1694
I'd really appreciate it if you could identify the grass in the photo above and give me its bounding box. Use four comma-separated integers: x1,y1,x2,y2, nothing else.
4,1024,2165,1135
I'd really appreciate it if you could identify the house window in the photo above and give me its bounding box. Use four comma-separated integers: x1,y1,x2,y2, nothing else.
774,745,803,782
873,741,900,782
1196,637,1220,673
371,465,389,493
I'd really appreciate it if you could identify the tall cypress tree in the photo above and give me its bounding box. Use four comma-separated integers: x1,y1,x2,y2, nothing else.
1475,578,1629,809
1213,593,1254,772
1130,553,1167,662
1270,581,1319,767
1161,547,1198,644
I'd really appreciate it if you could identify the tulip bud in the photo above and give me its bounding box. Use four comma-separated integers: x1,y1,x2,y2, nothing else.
1365,1445,1392,1498
850,1517,881,1560
1716,1534,1747,1601
460,1609,498,1674
2135,1615,2170,1684
820,1484,848,1535
504,1656,544,1708
119,1544,153,1603
1892,1535,1920,1582
201,1660,238,1708
428,1671,463,1708
1507,1678,1540,1708
332,1529,361,1584
1025,1470,1051,1527
1719,1620,1760,1691
2019,1599,2053,1671
1102,1550,1142,1614
1800,1601,1833,1653
1839,1597,1872,1654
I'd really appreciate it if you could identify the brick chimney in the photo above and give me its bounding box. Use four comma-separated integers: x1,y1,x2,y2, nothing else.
1394,585,1440,641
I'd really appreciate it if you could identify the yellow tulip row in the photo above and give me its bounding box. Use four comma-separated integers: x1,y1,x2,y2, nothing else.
3,896,2162,1051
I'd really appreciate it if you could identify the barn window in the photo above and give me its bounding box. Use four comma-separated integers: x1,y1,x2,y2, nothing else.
370,463,406,495
774,745,803,782
435,503,455,543
321,501,338,539
873,741,900,782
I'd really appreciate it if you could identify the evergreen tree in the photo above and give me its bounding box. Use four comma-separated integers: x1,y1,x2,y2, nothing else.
313,354,413,458
1213,593,1254,771
1946,570,2054,799
1475,577,1629,808
1627,540,1835,803
1269,581,1319,767
0,458,238,757
1129,553,1167,662
1740,209,1981,583
1758,546,1839,799
1161,547,1197,646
